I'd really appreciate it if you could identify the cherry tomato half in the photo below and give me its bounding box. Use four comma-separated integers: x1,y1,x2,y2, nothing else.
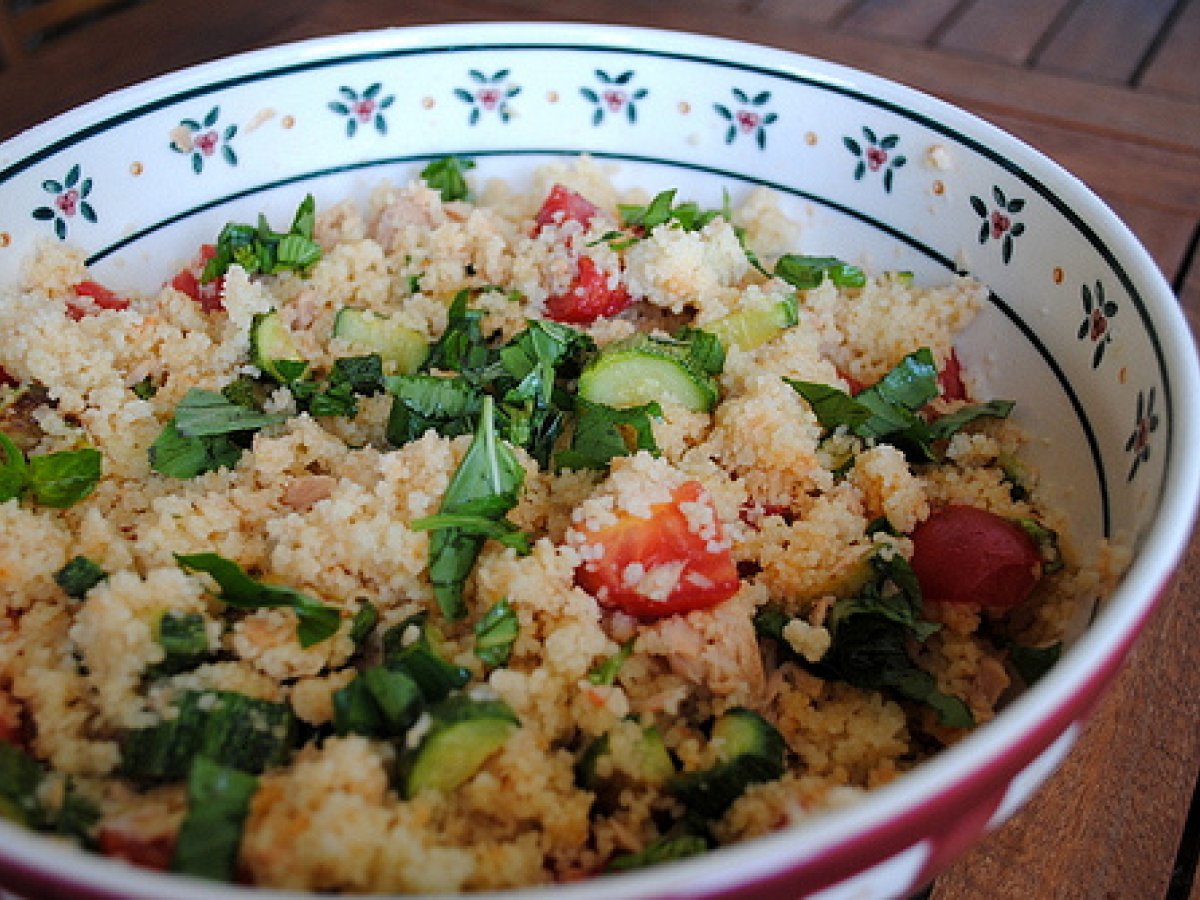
532,183,600,235
575,480,740,619
910,504,1042,608
544,255,632,324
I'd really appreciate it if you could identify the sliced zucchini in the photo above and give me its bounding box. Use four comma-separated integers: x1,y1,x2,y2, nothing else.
399,695,519,798
577,721,675,791
250,310,307,383
668,708,786,819
702,294,799,352
578,335,718,413
333,307,428,374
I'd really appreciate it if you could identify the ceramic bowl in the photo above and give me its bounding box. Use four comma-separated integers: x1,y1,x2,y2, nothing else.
0,21,1197,900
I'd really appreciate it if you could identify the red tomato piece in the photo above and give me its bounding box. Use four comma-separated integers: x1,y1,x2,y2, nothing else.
533,183,600,235
937,349,968,402
0,365,17,388
170,244,224,312
98,825,175,872
544,255,632,324
575,480,740,619
910,504,1042,608
68,280,130,320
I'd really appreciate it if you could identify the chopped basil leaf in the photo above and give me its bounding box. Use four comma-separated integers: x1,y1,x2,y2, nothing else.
411,512,531,554
349,599,379,647
171,756,258,882
618,188,724,234
787,348,1010,463
381,615,471,702
424,396,525,620
0,741,46,828
385,374,483,445
54,555,106,599
607,834,708,872
423,290,494,376
587,637,636,685
175,552,341,647
773,254,866,291
556,398,661,472
202,195,322,283
219,375,265,411
150,388,286,480
672,326,726,377
474,598,518,668
0,432,28,502
332,666,422,737
420,155,476,202
0,432,102,509
53,778,100,845
152,610,210,676
171,389,288,438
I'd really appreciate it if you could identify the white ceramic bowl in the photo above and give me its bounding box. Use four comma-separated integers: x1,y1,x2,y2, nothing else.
0,22,1197,900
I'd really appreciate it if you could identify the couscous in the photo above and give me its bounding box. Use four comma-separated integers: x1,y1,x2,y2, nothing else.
0,157,1116,891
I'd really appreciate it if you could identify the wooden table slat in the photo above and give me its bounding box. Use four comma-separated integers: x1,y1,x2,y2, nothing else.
1032,0,1179,84
1139,0,1200,100
833,0,961,44
933,0,1074,66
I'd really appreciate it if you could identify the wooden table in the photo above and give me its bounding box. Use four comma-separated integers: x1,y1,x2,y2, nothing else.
1,2,1198,898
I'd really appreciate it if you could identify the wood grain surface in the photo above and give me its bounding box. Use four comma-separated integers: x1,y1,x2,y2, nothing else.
1,1,1197,898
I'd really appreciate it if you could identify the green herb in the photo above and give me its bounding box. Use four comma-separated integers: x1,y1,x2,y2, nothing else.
607,834,708,872
587,637,636,685
332,666,423,738
421,396,525,620
474,598,518,668
411,512,531,553
171,388,288,437
220,375,266,411
773,254,866,291
423,290,494,377
757,551,973,729
787,348,1013,463
0,432,102,508
670,326,726,377
349,599,379,647
0,741,45,828
385,374,484,445
1007,641,1062,685
174,552,341,648
120,690,297,780
381,615,472,702
150,388,287,480
306,354,386,418
556,398,661,471
202,195,322,283
618,188,725,234
131,376,158,400
53,779,101,845
54,555,106,598
420,155,476,202
171,756,259,882
152,611,210,676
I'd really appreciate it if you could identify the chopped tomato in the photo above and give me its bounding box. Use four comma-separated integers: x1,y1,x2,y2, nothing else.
533,184,600,235
545,255,632,324
937,349,968,401
575,480,740,619
0,366,17,388
910,504,1042,608
170,244,224,312
836,368,867,396
98,825,175,871
67,280,130,320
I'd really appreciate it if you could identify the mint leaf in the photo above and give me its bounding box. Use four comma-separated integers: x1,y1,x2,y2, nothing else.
420,155,475,202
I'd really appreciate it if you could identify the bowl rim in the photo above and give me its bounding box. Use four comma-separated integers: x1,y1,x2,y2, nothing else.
1,19,1198,900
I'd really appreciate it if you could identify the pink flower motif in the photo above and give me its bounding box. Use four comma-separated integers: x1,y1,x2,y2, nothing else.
867,146,888,171
736,109,760,132
990,210,1011,239
194,131,219,157
55,188,79,217
476,87,502,110
353,99,376,122
1089,309,1108,341
603,89,626,112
